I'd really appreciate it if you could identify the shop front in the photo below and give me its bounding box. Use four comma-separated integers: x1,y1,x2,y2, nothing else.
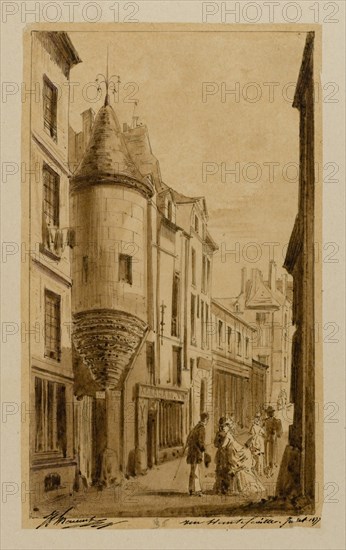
135,384,188,472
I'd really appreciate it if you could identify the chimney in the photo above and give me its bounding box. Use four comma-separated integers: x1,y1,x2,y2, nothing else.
241,267,247,294
251,268,262,284
269,260,276,292
81,108,95,151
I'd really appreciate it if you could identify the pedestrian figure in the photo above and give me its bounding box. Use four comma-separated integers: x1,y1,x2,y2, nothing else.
215,422,265,497
232,441,266,497
277,389,288,411
213,417,229,494
186,412,209,496
264,406,283,477
249,412,265,476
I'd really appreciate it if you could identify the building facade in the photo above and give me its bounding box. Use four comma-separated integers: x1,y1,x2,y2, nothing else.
68,87,218,481
23,31,81,507
211,299,267,432
24,33,304,505
224,262,293,410
277,32,316,505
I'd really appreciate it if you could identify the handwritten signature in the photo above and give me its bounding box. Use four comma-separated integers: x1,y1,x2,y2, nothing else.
36,506,127,529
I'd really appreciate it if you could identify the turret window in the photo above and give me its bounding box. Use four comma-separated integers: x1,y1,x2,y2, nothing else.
119,254,132,285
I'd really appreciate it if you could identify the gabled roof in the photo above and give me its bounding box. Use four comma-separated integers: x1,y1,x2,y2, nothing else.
170,190,209,220
170,189,199,204
212,298,256,331
158,185,209,220
245,270,280,310
70,101,153,198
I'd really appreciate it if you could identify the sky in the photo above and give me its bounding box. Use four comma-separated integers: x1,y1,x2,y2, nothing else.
68,29,307,297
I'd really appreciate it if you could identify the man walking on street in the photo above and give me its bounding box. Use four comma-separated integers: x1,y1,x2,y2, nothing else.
264,405,283,477
186,412,209,496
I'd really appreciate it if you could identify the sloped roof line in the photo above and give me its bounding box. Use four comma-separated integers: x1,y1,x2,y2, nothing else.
71,103,146,186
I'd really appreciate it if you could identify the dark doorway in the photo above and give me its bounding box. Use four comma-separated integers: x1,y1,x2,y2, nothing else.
92,397,106,484
147,409,157,469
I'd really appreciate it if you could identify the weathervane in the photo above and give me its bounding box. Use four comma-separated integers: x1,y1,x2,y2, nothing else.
95,45,121,106
132,100,139,128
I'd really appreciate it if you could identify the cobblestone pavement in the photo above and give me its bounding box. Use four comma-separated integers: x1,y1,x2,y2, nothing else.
34,427,288,519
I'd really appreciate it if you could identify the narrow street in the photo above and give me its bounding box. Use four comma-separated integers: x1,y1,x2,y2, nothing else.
35,420,289,519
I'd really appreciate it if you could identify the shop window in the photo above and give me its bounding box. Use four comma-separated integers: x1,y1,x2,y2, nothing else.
35,377,66,455
158,401,183,448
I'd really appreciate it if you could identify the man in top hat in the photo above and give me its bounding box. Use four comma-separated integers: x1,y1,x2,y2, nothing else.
264,405,283,476
186,412,209,496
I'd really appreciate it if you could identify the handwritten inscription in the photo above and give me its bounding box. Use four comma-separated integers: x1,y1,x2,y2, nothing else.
180,516,321,528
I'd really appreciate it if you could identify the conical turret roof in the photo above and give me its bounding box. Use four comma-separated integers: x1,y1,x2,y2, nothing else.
70,101,153,197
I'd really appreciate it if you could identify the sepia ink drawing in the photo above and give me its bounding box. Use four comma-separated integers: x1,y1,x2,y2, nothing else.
21,24,322,528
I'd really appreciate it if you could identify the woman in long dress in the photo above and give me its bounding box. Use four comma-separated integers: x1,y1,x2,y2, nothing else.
221,422,266,497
